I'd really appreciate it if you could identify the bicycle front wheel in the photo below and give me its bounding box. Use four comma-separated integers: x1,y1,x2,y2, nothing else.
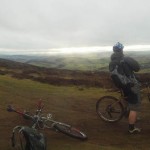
54,123,87,140
96,96,124,122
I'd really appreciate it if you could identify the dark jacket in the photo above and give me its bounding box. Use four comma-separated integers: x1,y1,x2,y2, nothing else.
109,51,141,104
109,52,140,77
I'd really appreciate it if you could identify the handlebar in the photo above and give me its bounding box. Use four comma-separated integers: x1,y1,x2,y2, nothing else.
7,105,14,112
7,105,24,115
7,105,34,121
6,103,48,129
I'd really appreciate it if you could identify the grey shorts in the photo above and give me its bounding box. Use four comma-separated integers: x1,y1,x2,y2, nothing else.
123,82,141,111
128,100,141,111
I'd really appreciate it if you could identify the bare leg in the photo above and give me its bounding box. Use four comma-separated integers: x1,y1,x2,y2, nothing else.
128,110,137,124
128,110,141,133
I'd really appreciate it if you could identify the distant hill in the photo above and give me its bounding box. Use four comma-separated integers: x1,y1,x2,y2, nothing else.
0,58,111,88
0,51,150,72
0,52,110,71
0,58,149,88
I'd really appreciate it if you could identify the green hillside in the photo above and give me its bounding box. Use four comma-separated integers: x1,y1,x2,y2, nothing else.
1,51,150,72
0,58,149,90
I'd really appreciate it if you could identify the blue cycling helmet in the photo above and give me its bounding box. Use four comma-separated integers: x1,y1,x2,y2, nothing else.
113,42,124,52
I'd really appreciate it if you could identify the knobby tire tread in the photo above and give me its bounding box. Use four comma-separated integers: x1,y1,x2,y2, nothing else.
54,123,87,140
96,96,124,122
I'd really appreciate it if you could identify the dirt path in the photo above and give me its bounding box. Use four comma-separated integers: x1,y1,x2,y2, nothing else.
1,83,150,150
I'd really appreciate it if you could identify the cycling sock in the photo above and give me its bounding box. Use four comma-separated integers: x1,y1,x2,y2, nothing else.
129,124,134,130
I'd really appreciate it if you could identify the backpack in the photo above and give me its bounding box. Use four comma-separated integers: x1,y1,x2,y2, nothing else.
11,126,47,150
110,60,138,88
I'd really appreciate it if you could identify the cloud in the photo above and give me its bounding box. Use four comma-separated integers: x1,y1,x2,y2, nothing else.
0,0,150,53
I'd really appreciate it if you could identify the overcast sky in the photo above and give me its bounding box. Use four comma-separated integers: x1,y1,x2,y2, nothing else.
0,0,150,54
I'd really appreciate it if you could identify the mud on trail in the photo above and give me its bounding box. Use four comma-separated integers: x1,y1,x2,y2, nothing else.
2,99,150,150
0,77,150,150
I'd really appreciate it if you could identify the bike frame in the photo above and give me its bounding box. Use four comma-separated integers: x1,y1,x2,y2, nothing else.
96,82,150,123
8,100,88,141
7,101,60,130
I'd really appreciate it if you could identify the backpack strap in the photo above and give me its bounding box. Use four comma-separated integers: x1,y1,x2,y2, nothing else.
19,129,25,150
11,126,21,147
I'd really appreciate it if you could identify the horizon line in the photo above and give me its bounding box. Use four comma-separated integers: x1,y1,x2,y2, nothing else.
0,44,150,55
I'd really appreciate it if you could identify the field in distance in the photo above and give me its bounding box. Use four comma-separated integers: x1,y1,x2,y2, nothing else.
1,51,150,72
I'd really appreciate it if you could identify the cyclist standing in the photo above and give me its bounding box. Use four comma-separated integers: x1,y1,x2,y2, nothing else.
109,42,141,133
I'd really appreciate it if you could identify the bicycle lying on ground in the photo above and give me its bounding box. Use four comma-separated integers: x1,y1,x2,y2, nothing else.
7,100,87,149
96,82,150,123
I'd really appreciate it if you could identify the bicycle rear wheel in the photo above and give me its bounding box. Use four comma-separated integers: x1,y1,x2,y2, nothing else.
96,96,124,122
54,122,87,140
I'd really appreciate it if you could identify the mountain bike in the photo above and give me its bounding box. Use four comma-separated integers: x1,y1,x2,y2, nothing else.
96,82,150,123
7,100,87,140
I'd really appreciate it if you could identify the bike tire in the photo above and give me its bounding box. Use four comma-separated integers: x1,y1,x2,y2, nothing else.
96,96,124,122
53,122,87,140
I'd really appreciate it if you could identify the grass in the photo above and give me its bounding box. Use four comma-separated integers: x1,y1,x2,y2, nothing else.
1,75,150,150
0,75,107,150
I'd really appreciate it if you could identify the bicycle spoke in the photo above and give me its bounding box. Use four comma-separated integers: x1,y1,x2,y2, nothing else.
96,96,124,122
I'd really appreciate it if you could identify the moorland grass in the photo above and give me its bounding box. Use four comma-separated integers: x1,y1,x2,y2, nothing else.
0,75,108,150
1,75,150,150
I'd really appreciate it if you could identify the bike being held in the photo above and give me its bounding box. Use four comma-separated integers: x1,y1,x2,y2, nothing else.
97,42,142,134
